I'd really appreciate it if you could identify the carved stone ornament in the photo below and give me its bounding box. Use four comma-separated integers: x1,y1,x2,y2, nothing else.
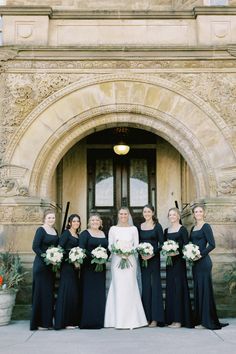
0,165,29,197
217,178,236,196
0,205,43,224
0,49,18,62
1,73,80,156
182,201,236,224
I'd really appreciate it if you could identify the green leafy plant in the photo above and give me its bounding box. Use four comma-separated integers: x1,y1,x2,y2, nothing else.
0,251,27,291
224,262,236,294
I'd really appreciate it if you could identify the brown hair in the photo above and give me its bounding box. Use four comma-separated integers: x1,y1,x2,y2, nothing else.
43,209,56,222
118,206,130,213
66,214,81,232
142,204,158,224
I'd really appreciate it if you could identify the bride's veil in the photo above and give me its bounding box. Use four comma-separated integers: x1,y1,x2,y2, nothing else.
128,213,134,226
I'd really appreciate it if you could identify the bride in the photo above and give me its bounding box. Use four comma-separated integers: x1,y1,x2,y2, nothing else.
104,207,148,329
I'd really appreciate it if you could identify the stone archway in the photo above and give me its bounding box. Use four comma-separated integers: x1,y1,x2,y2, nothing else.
5,74,235,200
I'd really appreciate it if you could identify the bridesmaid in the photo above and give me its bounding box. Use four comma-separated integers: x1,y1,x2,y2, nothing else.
164,207,193,328
138,204,165,327
79,213,108,329
54,214,81,330
30,209,59,330
190,204,228,329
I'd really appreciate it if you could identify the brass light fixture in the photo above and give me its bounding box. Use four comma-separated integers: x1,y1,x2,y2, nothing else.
113,128,130,155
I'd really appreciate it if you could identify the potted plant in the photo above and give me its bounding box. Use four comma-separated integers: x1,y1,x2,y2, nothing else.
224,262,236,294
0,250,27,326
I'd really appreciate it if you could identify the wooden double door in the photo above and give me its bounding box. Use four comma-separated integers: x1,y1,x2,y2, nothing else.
87,149,156,234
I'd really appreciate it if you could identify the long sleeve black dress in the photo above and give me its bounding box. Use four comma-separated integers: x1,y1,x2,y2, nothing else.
79,230,108,329
138,223,165,325
54,229,80,329
190,223,227,329
164,226,193,327
30,227,59,330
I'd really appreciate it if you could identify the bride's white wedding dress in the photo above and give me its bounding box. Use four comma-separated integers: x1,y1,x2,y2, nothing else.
104,225,148,329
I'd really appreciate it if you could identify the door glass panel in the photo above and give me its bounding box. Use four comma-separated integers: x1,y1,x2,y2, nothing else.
95,158,114,206
129,158,148,206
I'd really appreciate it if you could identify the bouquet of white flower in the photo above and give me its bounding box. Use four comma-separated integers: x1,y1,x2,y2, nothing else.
68,246,86,268
42,246,64,272
161,240,179,266
111,240,136,269
182,243,201,265
136,242,154,268
91,246,108,272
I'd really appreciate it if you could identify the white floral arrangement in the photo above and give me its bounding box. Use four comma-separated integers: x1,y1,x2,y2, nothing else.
182,243,201,265
68,246,86,268
111,240,135,269
91,246,108,272
136,242,154,268
42,246,64,272
161,240,179,266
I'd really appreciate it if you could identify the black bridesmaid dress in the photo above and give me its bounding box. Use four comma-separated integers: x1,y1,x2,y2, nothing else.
138,223,165,325
79,230,108,329
190,223,227,330
164,226,193,328
30,227,59,330
54,229,80,330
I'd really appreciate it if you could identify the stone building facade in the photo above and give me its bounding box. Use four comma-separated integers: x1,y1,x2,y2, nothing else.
0,0,236,317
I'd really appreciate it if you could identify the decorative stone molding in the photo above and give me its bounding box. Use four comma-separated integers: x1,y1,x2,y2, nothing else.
2,3,236,17
0,205,41,223
1,72,79,154
159,72,236,127
217,178,236,196
0,165,29,197
4,73,232,163
30,110,212,198
182,199,236,224
0,197,57,224
0,49,18,62
4,57,236,71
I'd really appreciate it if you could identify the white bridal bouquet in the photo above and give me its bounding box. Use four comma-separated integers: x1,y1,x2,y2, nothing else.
111,240,136,269
91,246,108,272
42,246,64,272
136,242,154,268
161,240,179,266
182,243,201,265
68,246,86,268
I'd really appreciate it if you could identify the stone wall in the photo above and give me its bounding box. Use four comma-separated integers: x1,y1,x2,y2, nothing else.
3,0,203,10
0,4,236,317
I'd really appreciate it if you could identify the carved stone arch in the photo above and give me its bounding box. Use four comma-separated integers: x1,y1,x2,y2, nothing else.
30,109,211,198
5,73,234,162
6,75,236,200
